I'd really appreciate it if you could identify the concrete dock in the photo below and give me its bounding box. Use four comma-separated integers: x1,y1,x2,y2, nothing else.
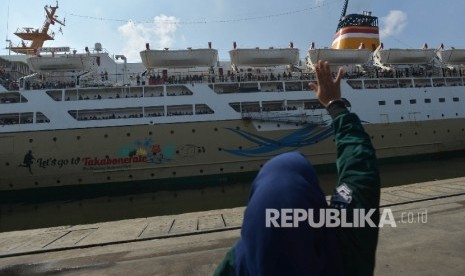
0,177,464,275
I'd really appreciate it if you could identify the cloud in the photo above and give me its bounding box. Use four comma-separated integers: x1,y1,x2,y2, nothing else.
153,15,179,49
380,10,408,39
118,14,179,62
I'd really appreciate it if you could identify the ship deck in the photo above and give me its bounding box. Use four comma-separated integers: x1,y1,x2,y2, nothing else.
0,177,464,275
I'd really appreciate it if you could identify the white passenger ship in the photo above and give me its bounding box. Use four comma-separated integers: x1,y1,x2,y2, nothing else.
0,1,464,198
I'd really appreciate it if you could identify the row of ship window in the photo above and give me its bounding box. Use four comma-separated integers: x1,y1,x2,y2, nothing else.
379,97,460,105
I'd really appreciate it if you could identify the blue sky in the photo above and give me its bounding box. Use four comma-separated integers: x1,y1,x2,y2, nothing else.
1,0,464,62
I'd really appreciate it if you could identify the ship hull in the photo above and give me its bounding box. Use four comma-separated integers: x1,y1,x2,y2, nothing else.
1,117,464,193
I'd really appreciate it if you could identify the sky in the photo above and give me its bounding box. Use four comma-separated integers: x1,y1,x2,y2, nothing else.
1,0,465,62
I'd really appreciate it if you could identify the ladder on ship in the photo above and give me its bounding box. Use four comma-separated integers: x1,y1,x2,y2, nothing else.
241,111,325,125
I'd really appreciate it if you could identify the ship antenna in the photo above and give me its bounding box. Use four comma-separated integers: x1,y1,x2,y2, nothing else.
5,0,11,54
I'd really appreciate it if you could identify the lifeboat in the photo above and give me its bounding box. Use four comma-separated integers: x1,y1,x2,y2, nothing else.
27,54,98,72
140,44,218,69
437,46,465,65
307,47,371,67
229,42,299,67
375,48,436,64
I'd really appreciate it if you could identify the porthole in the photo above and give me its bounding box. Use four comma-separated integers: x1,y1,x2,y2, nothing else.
56,180,61,184
149,131,153,135
414,132,418,136
236,126,240,130
29,139,33,143
399,133,403,137
172,171,176,176
200,169,204,173
441,114,444,117
433,130,436,134
104,134,108,138
258,125,261,129
107,176,111,180
9,183,13,188
381,135,385,138
214,128,218,132
126,133,131,137
78,178,82,182
447,129,450,133
176,150,179,154
34,182,39,186
238,146,243,150
128,174,133,179
53,137,57,142
427,115,430,118
218,147,222,151
192,129,196,133
277,124,280,127
76,136,81,140
401,116,404,120
5,162,9,166
150,173,154,177
171,130,174,134
220,168,224,172
240,166,244,170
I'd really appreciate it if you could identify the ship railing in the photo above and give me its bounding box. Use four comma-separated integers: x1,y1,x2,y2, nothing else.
18,73,38,90
241,111,324,125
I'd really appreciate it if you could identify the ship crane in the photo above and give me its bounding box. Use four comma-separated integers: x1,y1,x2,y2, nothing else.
9,1,66,54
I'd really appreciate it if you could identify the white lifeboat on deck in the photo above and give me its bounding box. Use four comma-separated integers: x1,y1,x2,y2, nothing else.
437,44,465,65
306,42,371,69
27,47,98,72
140,42,218,69
229,42,299,67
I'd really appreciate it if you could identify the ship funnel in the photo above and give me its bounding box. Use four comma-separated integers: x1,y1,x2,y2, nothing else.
233,41,237,49
146,43,150,50
332,1,380,51
422,43,428,49
311,42,316,49
440,43,444,50
208,42,212,49
289,42,294,48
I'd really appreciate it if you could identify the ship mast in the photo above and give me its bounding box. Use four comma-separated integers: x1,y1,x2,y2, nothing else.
336,0,349,32
339,0,349,23
9,1,65,55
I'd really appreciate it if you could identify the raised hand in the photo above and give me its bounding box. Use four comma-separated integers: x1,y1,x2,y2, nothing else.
308,60,344,107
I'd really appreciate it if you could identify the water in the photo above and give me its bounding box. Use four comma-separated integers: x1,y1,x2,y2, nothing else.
1,156,465,232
